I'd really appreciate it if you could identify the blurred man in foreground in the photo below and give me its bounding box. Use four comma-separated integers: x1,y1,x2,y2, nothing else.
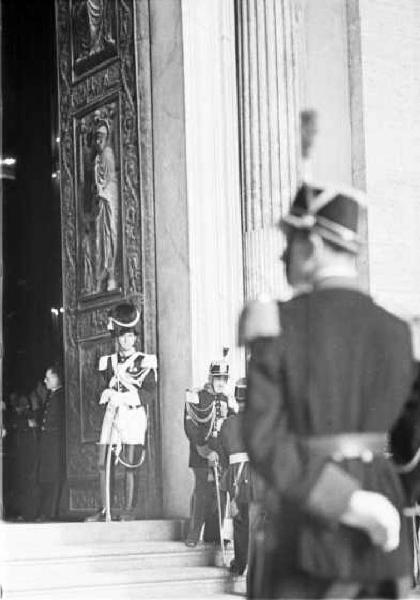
240,183,415,598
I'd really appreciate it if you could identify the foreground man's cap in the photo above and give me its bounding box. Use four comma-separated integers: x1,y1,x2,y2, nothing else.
279,182,366,254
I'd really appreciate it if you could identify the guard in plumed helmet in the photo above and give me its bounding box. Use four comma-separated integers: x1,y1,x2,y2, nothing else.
184,348,237,547
86,301,157,522
239,182,416,599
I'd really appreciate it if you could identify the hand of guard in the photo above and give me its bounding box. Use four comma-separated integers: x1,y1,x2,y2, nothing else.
340,490,400,552
99,389,112,405
207,451,219,467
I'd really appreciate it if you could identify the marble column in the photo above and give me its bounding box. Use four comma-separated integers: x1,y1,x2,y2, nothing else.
236,0,299,300
347,0,369,289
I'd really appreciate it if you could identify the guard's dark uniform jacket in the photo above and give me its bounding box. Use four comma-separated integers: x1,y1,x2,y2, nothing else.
184,385,235,544
184,386,234,467
242,283,415,598
99,352,157,402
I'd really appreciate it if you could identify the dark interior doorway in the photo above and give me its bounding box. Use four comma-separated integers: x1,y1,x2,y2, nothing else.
3,0,62,397
2,0,63,519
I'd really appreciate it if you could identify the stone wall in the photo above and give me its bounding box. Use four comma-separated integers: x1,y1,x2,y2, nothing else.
359,0,420,316
297,0,352,185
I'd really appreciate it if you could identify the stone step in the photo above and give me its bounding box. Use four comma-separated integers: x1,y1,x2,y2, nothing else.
5,582,240,600
0,521,244,600
2,566,230,598
2,542,215,578
0,519,184,552
1,539,211,561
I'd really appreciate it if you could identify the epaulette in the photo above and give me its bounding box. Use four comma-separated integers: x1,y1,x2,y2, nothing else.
98,354,111,371
238,297,281,345
141,353,158,369
185,388,200,405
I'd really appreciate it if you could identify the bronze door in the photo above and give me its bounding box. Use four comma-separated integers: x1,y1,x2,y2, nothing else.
55,0,161,518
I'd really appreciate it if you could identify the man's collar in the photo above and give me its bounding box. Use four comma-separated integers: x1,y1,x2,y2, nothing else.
203,382,216,395
118,348,136,359
313,266,360,291
50,385,63,393
203,382,227,397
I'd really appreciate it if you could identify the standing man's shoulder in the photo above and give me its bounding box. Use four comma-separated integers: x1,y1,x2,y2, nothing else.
371,296,413,335
371,295,416,356
185,388,201,406
238,298,281,345
185,387,212,407
139,353,157,369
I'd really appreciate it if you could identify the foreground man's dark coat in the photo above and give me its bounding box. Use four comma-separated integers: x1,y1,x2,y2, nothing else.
243,282,415,599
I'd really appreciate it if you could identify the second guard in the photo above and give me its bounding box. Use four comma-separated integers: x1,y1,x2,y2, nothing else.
184,349,236,547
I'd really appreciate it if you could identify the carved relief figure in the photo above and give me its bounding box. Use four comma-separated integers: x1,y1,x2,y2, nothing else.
93,118,118,292
77,104,120,296
72,0,117,76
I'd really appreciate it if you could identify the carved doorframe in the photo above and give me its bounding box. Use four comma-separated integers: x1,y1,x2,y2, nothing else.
55,0,161,517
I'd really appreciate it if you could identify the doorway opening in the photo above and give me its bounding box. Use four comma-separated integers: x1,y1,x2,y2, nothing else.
2,0,63,520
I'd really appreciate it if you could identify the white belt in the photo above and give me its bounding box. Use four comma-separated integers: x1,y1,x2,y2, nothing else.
229,452,249,465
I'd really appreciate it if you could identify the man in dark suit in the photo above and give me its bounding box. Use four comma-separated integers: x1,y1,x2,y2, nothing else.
37,363,65,521
240,183,416,598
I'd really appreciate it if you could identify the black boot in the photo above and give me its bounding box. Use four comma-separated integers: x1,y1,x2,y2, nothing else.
119,470,135,521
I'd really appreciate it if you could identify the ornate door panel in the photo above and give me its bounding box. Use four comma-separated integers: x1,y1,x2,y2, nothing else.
55,0,161,517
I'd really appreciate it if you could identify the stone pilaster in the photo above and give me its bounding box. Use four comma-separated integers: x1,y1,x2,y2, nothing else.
149,0,192,518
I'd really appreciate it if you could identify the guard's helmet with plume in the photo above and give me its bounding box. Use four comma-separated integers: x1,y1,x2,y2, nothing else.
107,302,140,337
209,347,230,379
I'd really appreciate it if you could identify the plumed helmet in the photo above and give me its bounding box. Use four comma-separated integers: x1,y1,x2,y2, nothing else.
234,378,247,402
107,302,140,336
279,182,366,254
209,347,230,378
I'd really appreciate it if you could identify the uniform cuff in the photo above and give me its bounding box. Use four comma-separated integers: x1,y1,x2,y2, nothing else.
306,462,361,523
